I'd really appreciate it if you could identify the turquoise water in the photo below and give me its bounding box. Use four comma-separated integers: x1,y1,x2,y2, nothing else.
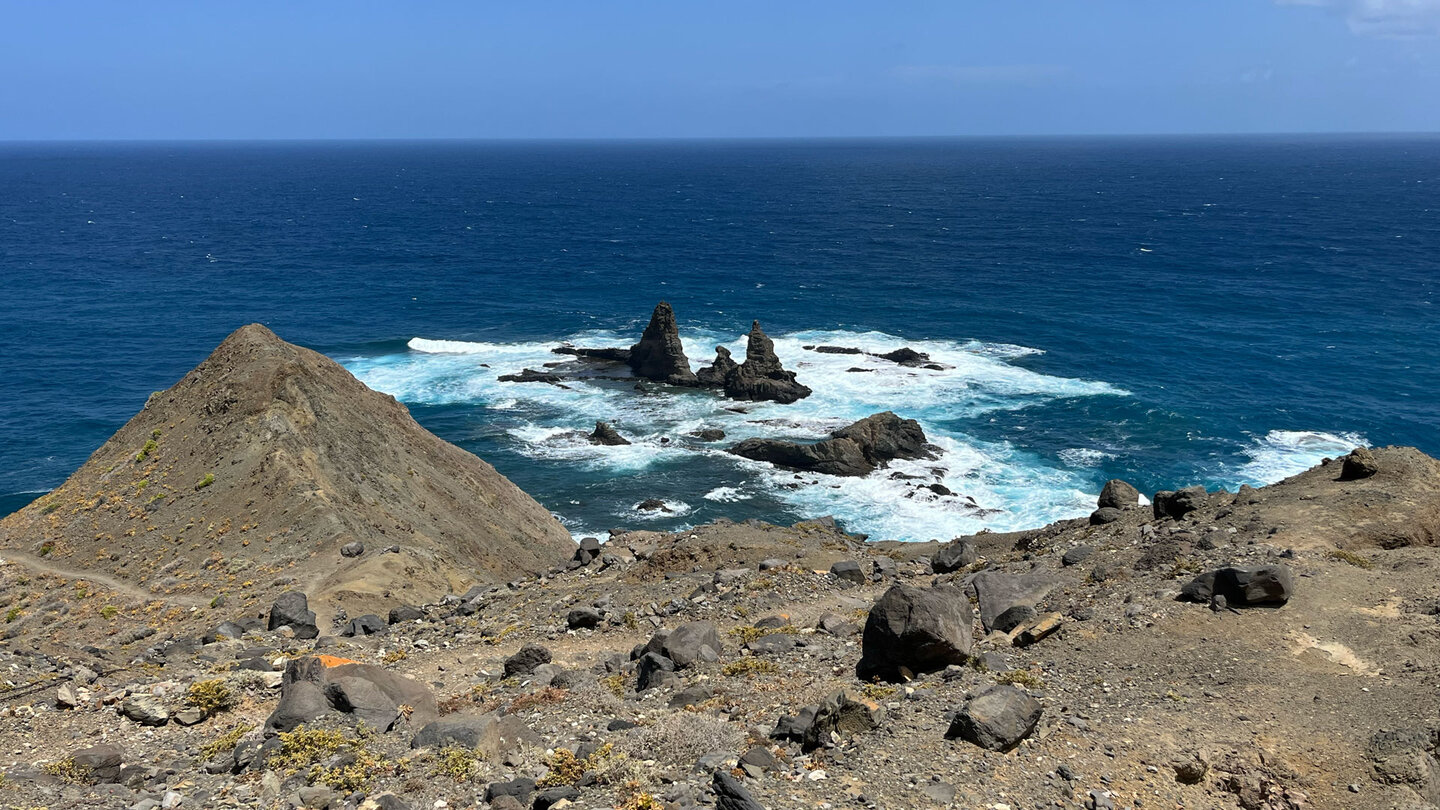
2,137,1436,539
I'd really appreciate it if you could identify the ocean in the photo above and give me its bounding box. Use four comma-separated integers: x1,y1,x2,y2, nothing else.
1,137,1436,541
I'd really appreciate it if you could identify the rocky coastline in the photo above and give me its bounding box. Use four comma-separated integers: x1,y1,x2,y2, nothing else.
0,324,1437,810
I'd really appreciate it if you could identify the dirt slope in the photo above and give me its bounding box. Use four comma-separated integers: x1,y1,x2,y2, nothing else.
0,324,575,619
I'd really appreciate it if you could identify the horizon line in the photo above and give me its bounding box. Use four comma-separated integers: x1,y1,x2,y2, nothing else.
3,129,1440,146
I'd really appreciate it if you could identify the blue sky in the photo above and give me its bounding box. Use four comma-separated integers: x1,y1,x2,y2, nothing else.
2,0,1438,139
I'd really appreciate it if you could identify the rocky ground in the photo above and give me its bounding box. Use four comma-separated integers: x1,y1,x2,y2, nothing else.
2,444,1439,810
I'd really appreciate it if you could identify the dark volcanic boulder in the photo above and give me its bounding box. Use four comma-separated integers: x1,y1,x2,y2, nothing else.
1153,485,1207,520
932,538,978,573
659,621,722,668
1340,446,1379,480
877,347,931,367
587,421,631,446
70,744,124,783
410,712,541,759
857,584,973,682
267,591,318,639
692,428,727,442
388,605,424,624
266,657,439,734
628,302,698,385
729,412,930,477
714,771,768,810
504,644,552,677
972,571,1058,633
1179,565,1293,606
1089,507,1123,525
497,368,563,384
342,614,388,637
636,652,678,691
1098,479,1141,510
801,690,885,752
946,685,1042,752
831,412,928,464
729,436,871,476
696,345,740,388
698,321,812,404
552,345,632,363
566,607,603,630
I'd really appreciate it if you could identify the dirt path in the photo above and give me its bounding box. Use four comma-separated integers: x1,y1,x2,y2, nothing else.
0,550,210,608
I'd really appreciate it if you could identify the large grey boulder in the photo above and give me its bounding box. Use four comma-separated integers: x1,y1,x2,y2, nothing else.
410,712,542,761
946,685,1042,752
856,584,973,682
503,643,552,677
119,694,169,727
265,657,438,734
267,591,318,639
714,770,768,810
659,621,722,668
1340,447,1379,480
1152,485,1207,520
972,570,1058,633
931,538,977,573
325,677,400,731
801,690,885,752
636,652,679,691
70,744,124,783
1179,565,1292,606
1097,479,1141,510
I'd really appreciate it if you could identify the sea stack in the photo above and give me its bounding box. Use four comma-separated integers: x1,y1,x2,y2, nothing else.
0,324,576,614
628,301,699,386
699,320,812,404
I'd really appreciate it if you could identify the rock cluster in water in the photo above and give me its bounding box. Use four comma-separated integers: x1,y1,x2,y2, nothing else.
546,302,810,404
729,411,931,477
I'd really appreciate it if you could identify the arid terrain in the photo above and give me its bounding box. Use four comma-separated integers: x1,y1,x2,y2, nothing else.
1,326,1438,810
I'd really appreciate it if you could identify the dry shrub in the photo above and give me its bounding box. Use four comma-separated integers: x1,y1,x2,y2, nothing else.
617,711,743,768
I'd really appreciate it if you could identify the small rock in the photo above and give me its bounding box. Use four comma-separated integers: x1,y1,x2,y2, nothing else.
339,541,365,558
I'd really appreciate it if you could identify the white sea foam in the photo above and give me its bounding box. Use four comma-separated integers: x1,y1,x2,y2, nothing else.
341,326,1338,542
1234,430,1367,487
703,486,751,502
631,500,694,520
1058,448,1116,468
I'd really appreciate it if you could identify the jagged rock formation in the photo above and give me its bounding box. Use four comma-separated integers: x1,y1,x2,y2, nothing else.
627,302,699,385
587,422,631,446
699,321,811,404
729,412,931,476
0,324,576,617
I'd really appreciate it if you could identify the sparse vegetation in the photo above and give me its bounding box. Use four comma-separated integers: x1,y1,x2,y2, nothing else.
200,723,255,761
135,438,158,462
37,541,55,557
430,746,479,782
861,683,896,700
722,658,779,677
537,743,617,788
510,685,568,711
600,672,628,698
1328,548,1374,569
186,678,239,715
381,649,409,665
996,669,1046,689
6,607,22,623
41,757,90,784
195,473,215,490
270,726,349,772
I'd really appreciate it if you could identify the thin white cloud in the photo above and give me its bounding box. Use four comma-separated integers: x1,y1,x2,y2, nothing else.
1278,0,1440,37
889,64,1070,85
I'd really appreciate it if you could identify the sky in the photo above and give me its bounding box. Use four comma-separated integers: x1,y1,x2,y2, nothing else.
2,0,1438,139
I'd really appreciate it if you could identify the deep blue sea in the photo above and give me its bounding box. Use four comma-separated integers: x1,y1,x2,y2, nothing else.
2,137,1437,541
